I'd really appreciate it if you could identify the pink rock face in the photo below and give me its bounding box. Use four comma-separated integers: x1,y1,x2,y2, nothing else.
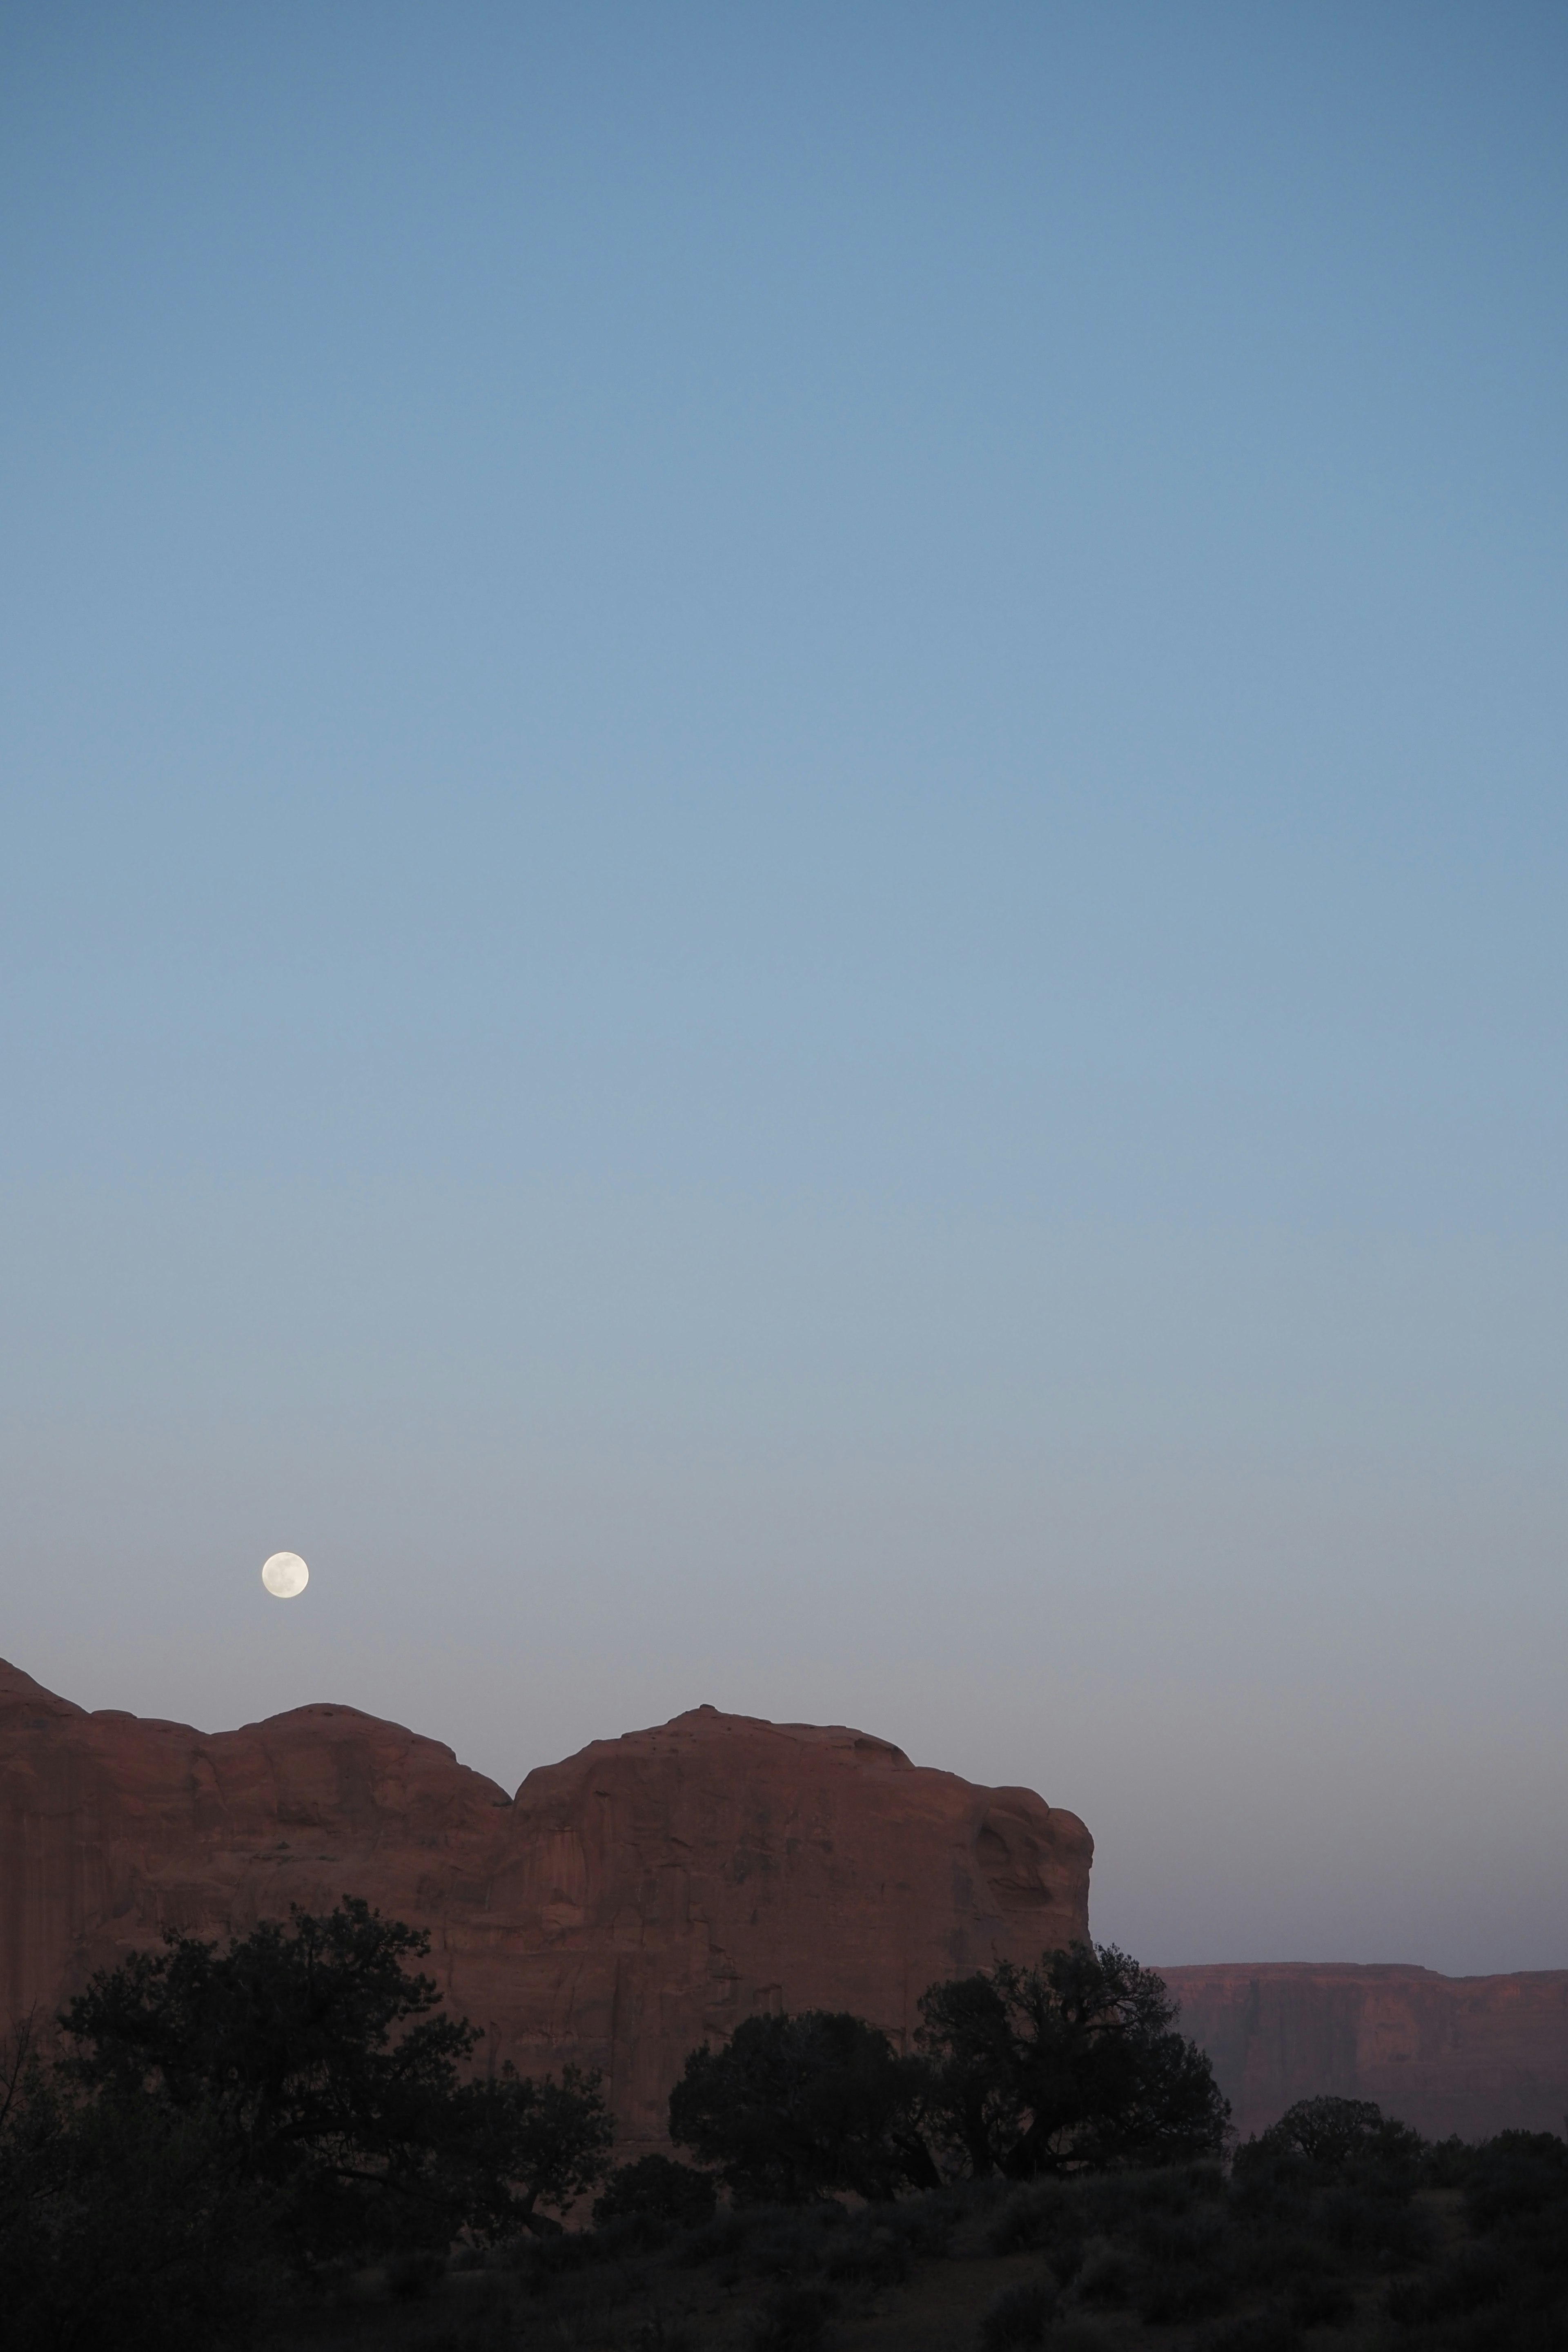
0,1661,1091,2146
1159,1963,1568,2143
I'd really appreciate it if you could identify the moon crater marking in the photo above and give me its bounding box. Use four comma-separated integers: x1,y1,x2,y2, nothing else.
261,1551,309,1599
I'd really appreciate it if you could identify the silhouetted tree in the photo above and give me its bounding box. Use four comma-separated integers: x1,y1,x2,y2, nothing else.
62,1897,491,2259
47,1899,610,2271
669,2010,936,2203
1247,2094,1424,2174
0,2013,275,2352
450,2060,614,2236
915,1942,1229,2177
593,2150,718,2227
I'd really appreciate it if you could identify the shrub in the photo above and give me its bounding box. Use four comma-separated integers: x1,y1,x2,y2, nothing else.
1463,2129,1568,2228
1044,2234,1087,2287
1080,2160,1223,2235
1285,2270,1356,2327
1230,2226,1355,2323
1136,2262,1235,2323
386,2247,445,2300
1192,2315,1304,2352
1227,2145,1314,2227
824,2223,913,2287
1136,2206,1227,2267
1252,2097,1423,2176
1073,2238,1134,2307
594,2155,717,2230
591,2209,677,2257
746,2216,831,2280
626,2316,697,2352
748,2281,837,2351
1385,2244,1510,2323
1319,2183,1434,2265
985,2180,1077,2256
505,2225,608,2290
1233,2232,1324,2292
1450,2312,1568,2352
884,2189,962,2257
977,2276,1058,2348
1421,2134,1479,2188
675,2208,751,2267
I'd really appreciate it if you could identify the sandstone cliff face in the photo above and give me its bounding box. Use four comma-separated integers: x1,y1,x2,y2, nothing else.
0,1661,1091,2146
1160,1963,1568,2143
14,1659,1561,2151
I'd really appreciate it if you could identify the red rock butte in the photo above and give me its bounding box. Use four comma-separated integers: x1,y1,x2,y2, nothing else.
0,1659,1091,2147
6,1658,1566,2145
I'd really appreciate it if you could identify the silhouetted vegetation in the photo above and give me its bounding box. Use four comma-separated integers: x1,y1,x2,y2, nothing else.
978,2274,1057,2345
668,1943,1229,2205
0,2009,276,2350
669,2009,935,2203
0,1900,610,2348
6,1913,1567,2351
1250,2090,1425,2172
594,2152,718,2229
915,1941,1232,2177
216,2109,1568,2348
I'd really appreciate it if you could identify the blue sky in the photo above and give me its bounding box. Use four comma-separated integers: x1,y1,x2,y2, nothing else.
2,1,1566,1969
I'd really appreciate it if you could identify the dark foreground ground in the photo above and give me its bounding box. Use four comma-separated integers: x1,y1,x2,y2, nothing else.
259,2139,1568,2352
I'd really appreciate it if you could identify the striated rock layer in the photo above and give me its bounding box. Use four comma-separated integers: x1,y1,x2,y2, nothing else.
0,1659,1091,2146
1159,1963,1568,2142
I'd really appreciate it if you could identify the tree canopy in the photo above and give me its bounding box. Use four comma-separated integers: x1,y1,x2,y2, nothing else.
57,1897,611,2260
61,1896,484,2262
7,1902,1237,2347
915,1942,1230,2178
1247,2094,1425,2175
668,1944,1228,2200
2,1899,612,2350
669,2009,936,2203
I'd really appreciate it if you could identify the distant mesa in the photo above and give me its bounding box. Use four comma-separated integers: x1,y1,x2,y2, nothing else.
2,1657,1564,2146
1155,1961,1568,2143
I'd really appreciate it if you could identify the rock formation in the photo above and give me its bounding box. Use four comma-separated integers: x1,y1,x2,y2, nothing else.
1160,1962,1568,2142
9,1657,1564,2148
0,1659,1091,2147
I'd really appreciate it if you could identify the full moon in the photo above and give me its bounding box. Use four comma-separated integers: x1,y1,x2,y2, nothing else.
261,1551,310,1599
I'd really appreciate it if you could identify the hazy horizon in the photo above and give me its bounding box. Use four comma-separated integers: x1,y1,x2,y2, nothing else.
4,2,1566,1978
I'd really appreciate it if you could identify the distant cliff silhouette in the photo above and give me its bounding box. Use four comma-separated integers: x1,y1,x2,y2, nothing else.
1158,1962,1568,2141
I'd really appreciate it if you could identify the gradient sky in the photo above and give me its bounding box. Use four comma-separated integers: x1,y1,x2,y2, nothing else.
3,2,1566,1974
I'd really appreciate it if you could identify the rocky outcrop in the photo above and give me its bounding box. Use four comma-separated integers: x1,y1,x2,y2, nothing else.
0,1660,1091,2146
1159,1963,1568,2142
11,1658,1563,2150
